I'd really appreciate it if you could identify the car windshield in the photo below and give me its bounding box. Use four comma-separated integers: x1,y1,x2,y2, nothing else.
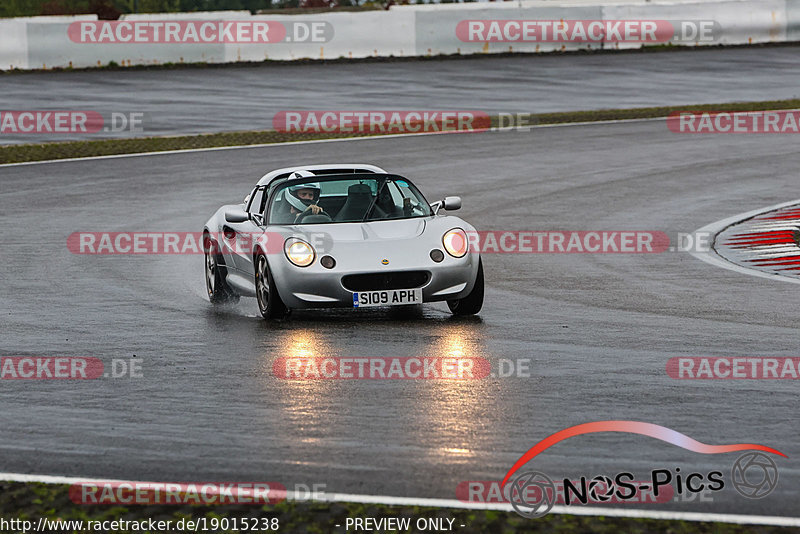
268,176,433,225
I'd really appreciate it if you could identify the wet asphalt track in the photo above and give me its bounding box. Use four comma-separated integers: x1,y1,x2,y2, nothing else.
3,45,800,144
2,119,800,517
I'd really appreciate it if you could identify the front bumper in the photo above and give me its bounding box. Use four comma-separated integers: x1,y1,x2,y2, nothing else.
268,246,480,310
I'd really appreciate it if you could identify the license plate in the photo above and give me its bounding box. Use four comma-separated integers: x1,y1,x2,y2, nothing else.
353,288,423,308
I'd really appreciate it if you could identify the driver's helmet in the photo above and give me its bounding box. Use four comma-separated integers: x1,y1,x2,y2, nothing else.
285,171,321,212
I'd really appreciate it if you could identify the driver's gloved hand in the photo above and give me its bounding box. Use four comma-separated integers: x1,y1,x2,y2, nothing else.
305,204,323,214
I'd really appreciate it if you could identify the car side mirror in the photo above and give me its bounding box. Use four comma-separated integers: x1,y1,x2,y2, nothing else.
442,196,462,211
225,209,249,223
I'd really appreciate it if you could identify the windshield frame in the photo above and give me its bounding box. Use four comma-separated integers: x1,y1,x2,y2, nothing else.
265,173,433,226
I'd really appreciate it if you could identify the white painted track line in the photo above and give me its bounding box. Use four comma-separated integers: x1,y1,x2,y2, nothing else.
0,116,667,168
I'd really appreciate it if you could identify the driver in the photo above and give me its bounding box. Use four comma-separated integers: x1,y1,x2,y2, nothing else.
285,172,323,222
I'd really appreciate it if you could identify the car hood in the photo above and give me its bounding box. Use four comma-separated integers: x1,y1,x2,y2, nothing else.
288,218,427,242
264,215,476,259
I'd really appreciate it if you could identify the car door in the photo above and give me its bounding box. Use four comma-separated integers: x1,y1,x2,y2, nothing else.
224,186,266,275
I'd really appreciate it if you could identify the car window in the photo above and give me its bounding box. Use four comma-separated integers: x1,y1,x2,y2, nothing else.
317,179,378,196
268,177,431,225
247,187,265,215
375,181,406,217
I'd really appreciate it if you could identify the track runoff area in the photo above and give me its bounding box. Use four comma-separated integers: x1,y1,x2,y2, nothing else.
4,110,800,530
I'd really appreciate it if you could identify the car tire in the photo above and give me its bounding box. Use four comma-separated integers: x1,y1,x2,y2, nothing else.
205,236,238,304
447,258,484,316
255,253,288,320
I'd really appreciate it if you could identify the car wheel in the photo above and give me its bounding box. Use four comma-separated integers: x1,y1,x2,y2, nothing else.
255,254,288,320
447,258,484,316
205,237,238,304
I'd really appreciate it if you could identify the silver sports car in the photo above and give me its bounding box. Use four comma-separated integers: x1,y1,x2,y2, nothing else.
203,164,483,319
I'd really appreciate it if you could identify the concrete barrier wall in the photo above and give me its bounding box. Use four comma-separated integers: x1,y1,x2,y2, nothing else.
229,10,416,62
0,19,30,69
784,0,800,40
602,1,787,48
0,0,796,70
414,5,603,55
0,15,98,69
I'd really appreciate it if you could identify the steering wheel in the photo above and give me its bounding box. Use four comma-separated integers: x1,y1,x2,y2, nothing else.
295,210,332,223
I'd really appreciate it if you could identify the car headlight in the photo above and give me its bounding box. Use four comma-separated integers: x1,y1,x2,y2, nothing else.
442,228,468,258
284,238,315,267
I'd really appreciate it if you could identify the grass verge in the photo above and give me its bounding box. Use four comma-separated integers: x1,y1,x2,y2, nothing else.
1,481,798,534
2,98,800,165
